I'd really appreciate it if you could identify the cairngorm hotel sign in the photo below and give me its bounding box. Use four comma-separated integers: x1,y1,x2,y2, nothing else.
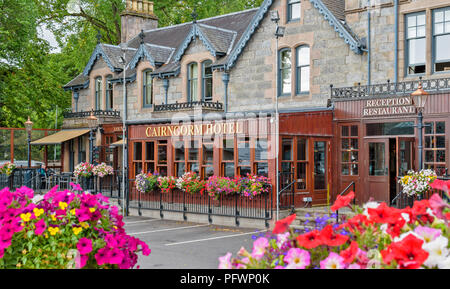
363,96,417,117
145,122,245,137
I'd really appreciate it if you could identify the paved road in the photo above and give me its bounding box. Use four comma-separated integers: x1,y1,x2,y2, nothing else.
123,216,266,269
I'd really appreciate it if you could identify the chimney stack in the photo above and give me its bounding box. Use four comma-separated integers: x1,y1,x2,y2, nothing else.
121,0,158,43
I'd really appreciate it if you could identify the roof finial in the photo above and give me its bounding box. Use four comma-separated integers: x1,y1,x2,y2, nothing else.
191,7,198,23
96,30,102,44
139,29,145,44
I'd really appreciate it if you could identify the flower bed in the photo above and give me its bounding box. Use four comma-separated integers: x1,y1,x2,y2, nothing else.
176,172,205,195
205,176,237,200
135,172,159,194
220,179,450,269
0,185,150,269
158,176,177,194
237,174,271,199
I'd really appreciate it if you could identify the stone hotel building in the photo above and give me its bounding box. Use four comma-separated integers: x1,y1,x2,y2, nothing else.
32,0,450,207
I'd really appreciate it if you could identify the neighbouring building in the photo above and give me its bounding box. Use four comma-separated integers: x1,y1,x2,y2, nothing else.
32,0,450,207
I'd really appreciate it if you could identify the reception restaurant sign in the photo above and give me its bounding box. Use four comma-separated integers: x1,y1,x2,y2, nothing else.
363,96,417,117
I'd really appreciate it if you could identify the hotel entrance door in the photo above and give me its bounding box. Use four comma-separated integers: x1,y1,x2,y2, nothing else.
365,137,415,203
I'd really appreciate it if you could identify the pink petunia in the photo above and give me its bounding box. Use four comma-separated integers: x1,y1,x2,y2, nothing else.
320,252,346,269
251,237,269,260
108,248,124,265
70,182,83,192
77,238,93,255
34,219,47,236
284,248,310,269
95,248,110,266
76,207,91,222
76,255,89,269
218,252,233,269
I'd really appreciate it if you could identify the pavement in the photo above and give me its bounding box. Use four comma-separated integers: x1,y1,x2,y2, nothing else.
123,216,267,269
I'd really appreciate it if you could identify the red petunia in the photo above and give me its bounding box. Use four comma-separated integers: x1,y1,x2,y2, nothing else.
368,202,398,224
272,214,296,235
319,225,349,247
381,234,429,269
340,241,359,264
331,191,355,212
411,199,430,216
296,230,322,249
430,179,450,193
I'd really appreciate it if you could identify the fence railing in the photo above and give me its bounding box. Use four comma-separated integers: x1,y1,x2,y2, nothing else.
127,180,273,228
154,101,223,112
278,171,295,214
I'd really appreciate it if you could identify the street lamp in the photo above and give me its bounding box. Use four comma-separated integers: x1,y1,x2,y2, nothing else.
86,111,98,164
271,9,285,221
119,42,129,217
411,81,429,171
24,116,33,167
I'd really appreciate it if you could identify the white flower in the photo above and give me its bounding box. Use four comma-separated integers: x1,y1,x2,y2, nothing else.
438,255,450,269
363,201,380,216
423,236,449,268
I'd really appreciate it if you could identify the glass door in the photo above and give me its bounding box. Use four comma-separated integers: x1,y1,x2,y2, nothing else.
397,137,415,177
365,139,390,203
312,139,330,205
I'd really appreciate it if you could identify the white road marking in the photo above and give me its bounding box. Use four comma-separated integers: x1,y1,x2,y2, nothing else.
128,224,210,236
124,219,161,225
165,230,268,246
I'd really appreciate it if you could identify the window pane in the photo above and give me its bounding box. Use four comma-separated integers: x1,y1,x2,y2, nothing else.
436,35,450,62
435,11,444,23
425,136,433,149
174,141,185,161
239,166,251,177
188,140,199,161
369,143,386,176
281,162,292,173
297,138,307,161
203,166,214,179
351,164,359,176
437,150,446,162
417,25,426,37
342,151,350,162
436,136,445,148
436,122,445,134
425,150,435,163
238,138,250,166
417,14,426,26
314,142,327,190
300,66,310,92
145,142,154,160
366,122,414,136
158,144,167,164
281,69,292,94
425,122,434,134
342,126,349,137
223,139,234,161
175,163,185,177
282,139,292,160
342,164,349,176
255,163,268,177
255,139,268,161
351,139,359,150
223,163,235,178
134,142,142,160
407,15,416,27
204,78,213,101
409,38,426,64
280,50,291,68
351,125,358,137
134,162,142,176
297,46,310,66
289,2,301,20
297,162,306,190
203,143,214,165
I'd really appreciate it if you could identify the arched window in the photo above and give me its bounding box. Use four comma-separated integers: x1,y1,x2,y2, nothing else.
278,48,292,96
202,60,213,101
296,45,310,94
95,77,103,110
188,62,198,102
106,75,113,110
143,69,153,107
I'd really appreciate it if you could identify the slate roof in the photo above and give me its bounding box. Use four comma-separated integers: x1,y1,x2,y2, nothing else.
65,0,362,89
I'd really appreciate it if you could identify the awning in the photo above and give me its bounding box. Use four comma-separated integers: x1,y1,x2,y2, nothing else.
110,139,126,147
31,129,90,145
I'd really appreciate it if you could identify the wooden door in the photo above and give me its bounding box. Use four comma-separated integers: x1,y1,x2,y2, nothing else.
365,139,390,203
312,139,330,205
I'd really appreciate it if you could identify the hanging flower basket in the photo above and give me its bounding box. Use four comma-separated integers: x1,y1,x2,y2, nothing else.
399,169,437,197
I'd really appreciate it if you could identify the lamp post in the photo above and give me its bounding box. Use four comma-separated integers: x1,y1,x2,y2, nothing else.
24,116,33,168
271,10,285,221
86,111,98,164
411,81,429,171
119,42,129,217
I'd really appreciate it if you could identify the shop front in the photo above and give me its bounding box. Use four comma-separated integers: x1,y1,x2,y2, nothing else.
332,86,450,205
127,110,335,208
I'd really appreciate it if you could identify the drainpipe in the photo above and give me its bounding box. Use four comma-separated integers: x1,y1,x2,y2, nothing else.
222,72,230,113
394,0,399,84
367,3,371,86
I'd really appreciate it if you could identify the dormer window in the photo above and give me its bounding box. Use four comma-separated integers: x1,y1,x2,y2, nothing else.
95,77,103,110
143,69,153,107
202,60,213,101
288,0,301,22
188,62,198,102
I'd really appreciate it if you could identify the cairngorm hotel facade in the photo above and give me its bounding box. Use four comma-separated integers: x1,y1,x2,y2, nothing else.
33,0,450,207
